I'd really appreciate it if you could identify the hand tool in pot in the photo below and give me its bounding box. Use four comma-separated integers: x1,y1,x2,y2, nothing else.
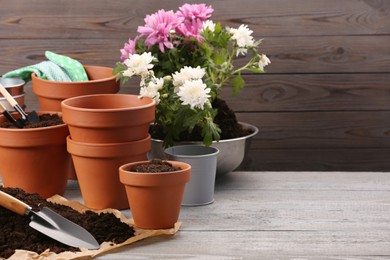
0,190,100,249
0,83,40,125
0,102,24,128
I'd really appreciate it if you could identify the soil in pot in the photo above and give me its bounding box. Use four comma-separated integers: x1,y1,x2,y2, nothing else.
0,186,135,259
0,113,64,129
132,159,182,172
150,97,253,141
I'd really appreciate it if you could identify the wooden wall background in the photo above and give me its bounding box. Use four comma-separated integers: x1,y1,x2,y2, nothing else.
1,0,389,171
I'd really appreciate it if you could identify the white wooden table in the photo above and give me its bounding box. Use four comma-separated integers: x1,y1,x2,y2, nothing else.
62,171,390,259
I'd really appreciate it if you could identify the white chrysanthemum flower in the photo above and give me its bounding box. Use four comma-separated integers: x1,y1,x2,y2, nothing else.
258,54,271,70
237,48,248,56
139,77,164,104
177,79,211,110
202,20,216,32
172,66,206,89
140,85,160,101
229,25,255,56
123,52,155,78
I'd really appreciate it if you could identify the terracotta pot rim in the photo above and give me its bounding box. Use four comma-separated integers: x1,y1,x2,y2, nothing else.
0,112,66,133
66,134,151,148
119,160,191,175
31,65,118,84
61,94,156,113
119,160,191,188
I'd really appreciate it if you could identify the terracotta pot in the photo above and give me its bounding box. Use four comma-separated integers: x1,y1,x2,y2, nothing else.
61,94,155,143
32,65,120,111
119,160,191,229
0,112,69,198
67,135,151,210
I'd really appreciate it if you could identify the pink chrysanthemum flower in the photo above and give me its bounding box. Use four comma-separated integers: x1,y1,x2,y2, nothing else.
120,38,137,62
176,19,203,42
177,3,214,21
137,9,184,53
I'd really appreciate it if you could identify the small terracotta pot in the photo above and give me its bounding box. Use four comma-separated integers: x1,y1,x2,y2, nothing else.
119,160,191,229
32,65,120,111
61,94,155,143
0,112,69,198
67,135,151,210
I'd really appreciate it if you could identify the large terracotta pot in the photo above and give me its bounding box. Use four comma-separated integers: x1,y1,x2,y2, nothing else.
61,94,155,143
119,160,191,229
67,135,151,210
0,112,69,198
32,65,120,111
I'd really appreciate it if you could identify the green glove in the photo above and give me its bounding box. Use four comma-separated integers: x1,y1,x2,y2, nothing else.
45,51,88,82
2,61,72,82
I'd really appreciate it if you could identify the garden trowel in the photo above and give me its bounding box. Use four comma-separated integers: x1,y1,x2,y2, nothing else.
0,102,24,128
0,190,100,249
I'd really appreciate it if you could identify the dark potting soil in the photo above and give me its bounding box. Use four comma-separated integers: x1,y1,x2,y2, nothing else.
132,159,182,173
150,98,253,141
0,113,64,129
0,186,135,259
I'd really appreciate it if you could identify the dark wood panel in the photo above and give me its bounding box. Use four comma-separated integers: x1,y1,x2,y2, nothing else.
1,0,388,39
238,148,390,172
261,35,390,74
236,111,390,149
1,36,390,75
218,73,390,112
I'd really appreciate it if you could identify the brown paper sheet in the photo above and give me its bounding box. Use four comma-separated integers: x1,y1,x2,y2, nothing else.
7,195,181,260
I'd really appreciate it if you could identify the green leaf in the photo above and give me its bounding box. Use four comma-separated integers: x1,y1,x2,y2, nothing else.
202,117,221,146
213,50,227,66
214,22,222,34
248,67,265,74
113,62,126,75
231,74,245,95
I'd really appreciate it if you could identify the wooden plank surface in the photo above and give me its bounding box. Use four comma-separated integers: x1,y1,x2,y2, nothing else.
1,35,390,74
60,171,390,259
1,0,389,171
1,0,389,39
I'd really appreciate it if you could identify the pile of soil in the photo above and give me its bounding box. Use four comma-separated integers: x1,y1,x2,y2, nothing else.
150,98,253,141
0,186,135,259
132,159,182,173
212,98,252,139
0,113,64,129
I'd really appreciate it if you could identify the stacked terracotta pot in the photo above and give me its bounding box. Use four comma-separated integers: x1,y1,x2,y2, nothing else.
62,94,155,210
32,65,121,180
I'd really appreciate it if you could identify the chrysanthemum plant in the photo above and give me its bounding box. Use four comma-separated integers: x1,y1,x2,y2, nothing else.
114,3,270,147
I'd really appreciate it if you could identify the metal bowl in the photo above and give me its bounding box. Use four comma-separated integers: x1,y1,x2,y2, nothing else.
0,77,25,96
148,122,259,176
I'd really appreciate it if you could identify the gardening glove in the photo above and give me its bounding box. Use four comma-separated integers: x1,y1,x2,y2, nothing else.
45,51,88,82
3,51,88,82
2,60,72,82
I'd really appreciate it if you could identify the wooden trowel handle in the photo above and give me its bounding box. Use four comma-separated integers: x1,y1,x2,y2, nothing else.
0,190,31,216
0,83,18,107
